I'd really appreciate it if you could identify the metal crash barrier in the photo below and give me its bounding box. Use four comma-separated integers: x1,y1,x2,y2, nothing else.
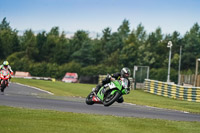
144,79,200,102
14,71,55,82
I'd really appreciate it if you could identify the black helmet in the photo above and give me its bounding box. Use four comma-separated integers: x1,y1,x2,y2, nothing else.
121,67,131,78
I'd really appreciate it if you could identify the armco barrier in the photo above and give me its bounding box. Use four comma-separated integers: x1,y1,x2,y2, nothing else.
14,71,55,82
144,79,200,102
14,76,55,82
15,71,31,77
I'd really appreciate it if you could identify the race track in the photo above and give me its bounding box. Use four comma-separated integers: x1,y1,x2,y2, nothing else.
0,82,200,122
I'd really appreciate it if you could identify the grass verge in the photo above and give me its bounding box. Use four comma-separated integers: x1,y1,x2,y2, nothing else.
11,78,200,113
0,106,200,133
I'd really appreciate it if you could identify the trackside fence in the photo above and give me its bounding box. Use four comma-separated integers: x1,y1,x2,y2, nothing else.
180,74,200,87
144,79,200,102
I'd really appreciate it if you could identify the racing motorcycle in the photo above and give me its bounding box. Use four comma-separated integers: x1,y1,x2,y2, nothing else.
86,77,130,106
0,69,11,93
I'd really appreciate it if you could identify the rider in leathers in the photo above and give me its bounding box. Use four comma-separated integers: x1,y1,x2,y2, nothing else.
93,67,131,103
0,61,13,75
0,61,13,87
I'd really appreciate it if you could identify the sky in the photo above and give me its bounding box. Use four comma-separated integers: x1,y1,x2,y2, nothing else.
0,0,200,37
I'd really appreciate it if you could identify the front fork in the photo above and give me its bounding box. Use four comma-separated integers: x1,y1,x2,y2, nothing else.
0,79,8,86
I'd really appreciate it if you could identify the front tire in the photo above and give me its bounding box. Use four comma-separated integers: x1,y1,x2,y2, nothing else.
117,96,124,103
103,91,121,106
1,81,6,92
86,92,95,105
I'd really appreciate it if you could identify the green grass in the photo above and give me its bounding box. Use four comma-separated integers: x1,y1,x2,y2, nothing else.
125,90,200,114
12,78,96,97
0,106,200,133
11,78,200,113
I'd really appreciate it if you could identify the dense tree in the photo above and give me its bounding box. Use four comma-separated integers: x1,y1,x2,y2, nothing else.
182,23,200,70
0,17,11,30
117,19,130,41
101,27,112,50
42,27,60,62
21,30,39,60
105,32,122,54
69,30,90,54
36,31,47,61
142,28,165,68
0,17,20,60
71,40,95,66
104,20,131,55
1,17,200,81
163,31,182,70
123,23,147,66
91,39,105,64
53,32,70,64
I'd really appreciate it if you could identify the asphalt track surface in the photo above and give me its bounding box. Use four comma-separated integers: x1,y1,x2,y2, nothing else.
0,83,200,122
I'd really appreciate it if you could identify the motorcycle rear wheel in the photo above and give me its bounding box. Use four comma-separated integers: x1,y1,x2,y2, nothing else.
85,92,95,105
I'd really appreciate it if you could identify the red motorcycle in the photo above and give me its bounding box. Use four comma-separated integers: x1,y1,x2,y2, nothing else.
0,69,11,93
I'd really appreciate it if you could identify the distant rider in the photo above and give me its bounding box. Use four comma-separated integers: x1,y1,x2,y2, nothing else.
0,61,13,80
93,67,131,103
0,61,13,74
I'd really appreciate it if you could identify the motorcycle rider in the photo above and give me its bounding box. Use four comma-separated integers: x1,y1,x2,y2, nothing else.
0,61,13,86
93,67,131,103
0,61,13,75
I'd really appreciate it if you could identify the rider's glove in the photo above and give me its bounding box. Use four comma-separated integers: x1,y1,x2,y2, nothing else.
107,74,115,81
107,74,111,78
102,74,112,85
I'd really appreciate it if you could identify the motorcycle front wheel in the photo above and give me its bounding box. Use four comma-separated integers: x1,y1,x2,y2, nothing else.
1,81,6,92
103,91,121,107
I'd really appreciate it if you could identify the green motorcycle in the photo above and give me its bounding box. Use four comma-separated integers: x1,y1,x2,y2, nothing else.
86,78,130,106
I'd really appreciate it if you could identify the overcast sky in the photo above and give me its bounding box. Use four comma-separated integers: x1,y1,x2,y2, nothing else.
0,0,199,36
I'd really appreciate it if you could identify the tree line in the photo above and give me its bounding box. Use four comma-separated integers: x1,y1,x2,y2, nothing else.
0,17,200,83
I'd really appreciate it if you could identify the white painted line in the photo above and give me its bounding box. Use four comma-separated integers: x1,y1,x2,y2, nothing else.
14,82,54,95
183,111,189,114
123,102,136,106
124,102,190,114
144,105,190,113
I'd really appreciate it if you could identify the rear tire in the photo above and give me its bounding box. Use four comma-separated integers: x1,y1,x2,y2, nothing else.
86,92,95,105
103,91,121,107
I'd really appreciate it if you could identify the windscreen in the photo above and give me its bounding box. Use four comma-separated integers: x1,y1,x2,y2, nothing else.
121,78,128,89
